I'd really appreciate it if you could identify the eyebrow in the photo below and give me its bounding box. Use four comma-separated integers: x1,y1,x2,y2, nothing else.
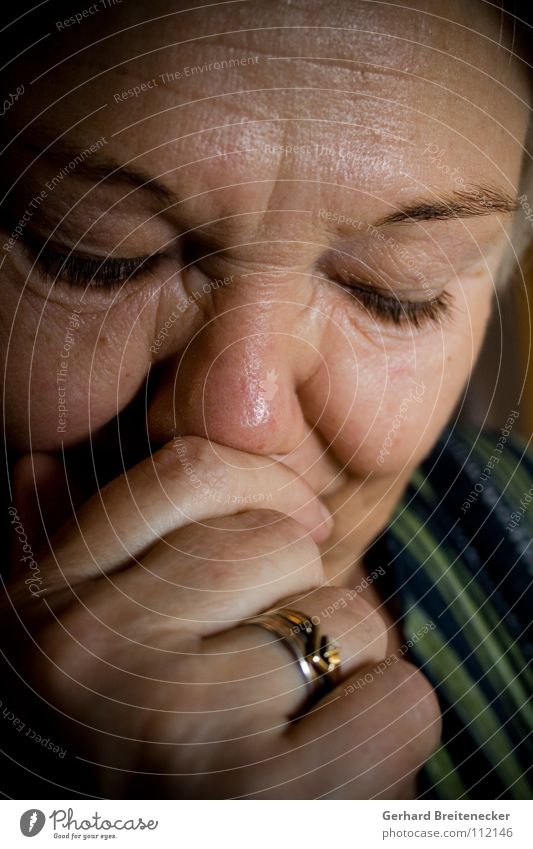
30,139,518,225
376,186,518,227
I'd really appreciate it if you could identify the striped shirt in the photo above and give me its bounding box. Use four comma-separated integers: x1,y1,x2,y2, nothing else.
369,422,533,799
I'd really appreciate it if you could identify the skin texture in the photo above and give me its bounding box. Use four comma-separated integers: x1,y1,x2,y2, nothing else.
0,0,529,797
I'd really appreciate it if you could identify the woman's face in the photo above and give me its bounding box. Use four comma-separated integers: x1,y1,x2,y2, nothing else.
1,1,529,522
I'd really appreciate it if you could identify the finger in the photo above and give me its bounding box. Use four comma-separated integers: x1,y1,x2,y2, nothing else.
42,436,333,584
39,586,388,779
280,660,442,799
200,587,388,722
39,508,325,625
32,514,387,725
104,509,324,628
47,510,384,643
148,660,440,800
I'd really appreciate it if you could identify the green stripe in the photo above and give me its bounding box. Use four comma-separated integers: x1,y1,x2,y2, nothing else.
383,426,533,798
405,606,532,798
394,507,533,728
406,606,471,800
423,745,470,800
395,466,533,692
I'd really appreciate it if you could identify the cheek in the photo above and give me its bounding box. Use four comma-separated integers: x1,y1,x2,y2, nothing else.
301,276,493,475
3,296,155,452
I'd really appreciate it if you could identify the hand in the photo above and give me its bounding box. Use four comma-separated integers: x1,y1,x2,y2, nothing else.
2,436,441,798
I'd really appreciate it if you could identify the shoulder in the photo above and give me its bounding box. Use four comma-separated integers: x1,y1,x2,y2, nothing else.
411,416,533,532
401,418,533,655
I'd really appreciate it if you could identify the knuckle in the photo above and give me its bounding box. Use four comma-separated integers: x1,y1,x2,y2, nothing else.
216,508,320,550
176,508,323,580
354,610,388,659
352,599,388,656
154,436,224,496
254,510,323,566
220,507,289,527
171,509,324,598
312,588,388,647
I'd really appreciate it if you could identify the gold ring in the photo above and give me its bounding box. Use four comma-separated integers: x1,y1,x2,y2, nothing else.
239,607,341,703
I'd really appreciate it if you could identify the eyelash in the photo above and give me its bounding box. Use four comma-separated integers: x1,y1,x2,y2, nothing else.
339,280,453,329
27,240,452,329
29,241,153,289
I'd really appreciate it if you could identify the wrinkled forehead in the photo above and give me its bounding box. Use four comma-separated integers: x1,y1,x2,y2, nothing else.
2,0,530,225
10,0,529,100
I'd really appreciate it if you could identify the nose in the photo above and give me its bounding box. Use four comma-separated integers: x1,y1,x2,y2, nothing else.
146,283,320,456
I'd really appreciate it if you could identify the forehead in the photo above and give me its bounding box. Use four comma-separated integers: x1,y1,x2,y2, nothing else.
5,0,530,228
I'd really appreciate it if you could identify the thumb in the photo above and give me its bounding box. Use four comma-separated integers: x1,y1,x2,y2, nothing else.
10,453,75,569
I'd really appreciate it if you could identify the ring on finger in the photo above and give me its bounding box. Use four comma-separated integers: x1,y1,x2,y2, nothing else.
239,606,341,704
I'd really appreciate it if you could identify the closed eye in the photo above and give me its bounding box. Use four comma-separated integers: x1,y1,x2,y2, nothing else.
25,237,157,289
335,275,454,330
25,233,454,329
